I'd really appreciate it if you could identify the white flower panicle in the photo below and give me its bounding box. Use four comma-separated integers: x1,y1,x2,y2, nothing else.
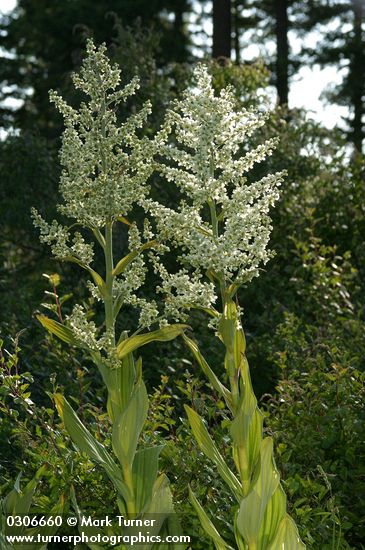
33,39,154,234
145,64,283,307
66,305,126,357
54,40,154,228
32,40,162,336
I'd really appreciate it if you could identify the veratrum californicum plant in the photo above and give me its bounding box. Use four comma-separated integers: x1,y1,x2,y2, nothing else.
31,41,189,538
31,45,217,340
145,66,305,549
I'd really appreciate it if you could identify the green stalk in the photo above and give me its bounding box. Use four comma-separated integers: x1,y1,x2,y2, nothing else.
208,193,263,517
226,348,240,414
208,198,219,240
208,196,240,412
104,221,115,344
123,463,137,517
103,221,137,516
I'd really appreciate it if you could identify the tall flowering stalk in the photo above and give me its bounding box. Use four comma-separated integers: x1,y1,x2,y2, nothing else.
32,41,187,536
146,66,305,549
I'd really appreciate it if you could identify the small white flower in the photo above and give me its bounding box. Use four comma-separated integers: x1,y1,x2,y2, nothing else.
67,304,99,350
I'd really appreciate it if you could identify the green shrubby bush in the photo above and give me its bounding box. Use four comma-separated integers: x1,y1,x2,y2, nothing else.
0,336,115,517
265,312,365,549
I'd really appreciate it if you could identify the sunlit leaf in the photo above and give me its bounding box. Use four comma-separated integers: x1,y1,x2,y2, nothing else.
132,446,164,511
112,240,157,277
236,438,282,546
116,324,189,359
54,393,130,503
36,315,77,345
185,405,242,500
183,334,232,412
189,487,234,550
267,515,306,549
112,381,149,469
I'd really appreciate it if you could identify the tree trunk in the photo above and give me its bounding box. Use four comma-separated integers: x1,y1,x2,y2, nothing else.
351,0,364,152
173,0,188,62
233,0,240,64
275,0,289,105
213,0,232,60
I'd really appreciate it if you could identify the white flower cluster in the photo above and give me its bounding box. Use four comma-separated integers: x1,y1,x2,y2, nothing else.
67,304,99,350
66,305,119,359
34,46,283,334
145,64,283,307
154,264,216,322
33,39,154,233
113,223,161,329
31,210,94,265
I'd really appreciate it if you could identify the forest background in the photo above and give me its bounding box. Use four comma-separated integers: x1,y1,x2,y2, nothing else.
0,1,364,549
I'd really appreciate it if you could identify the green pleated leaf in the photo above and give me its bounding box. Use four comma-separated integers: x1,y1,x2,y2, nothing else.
117,324,189,359
234,517,249,550
145,474,174,516
132,446,164,512
185,405,242,500
219,304,236,353
257,484,287,550
139,474,186,550
234,328,246,375
112,381,149,469
189,487,234,550
37,315,77,345
3,474,37,518
70,487,104,550
92,227,106,248
63,255,86,268
63,256,106,297
54,394,130,503
88,267,106,298
113,240,157,277
219,299,247,367
267,515,306,550
230,385,263,495
183,334,233,412
236,438,281,546
93,352,136,423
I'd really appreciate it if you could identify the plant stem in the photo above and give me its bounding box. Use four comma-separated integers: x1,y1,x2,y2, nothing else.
208,197,226,306
208,196,241,411
123,463,137,517
104,221,115,345
228,358,240,413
